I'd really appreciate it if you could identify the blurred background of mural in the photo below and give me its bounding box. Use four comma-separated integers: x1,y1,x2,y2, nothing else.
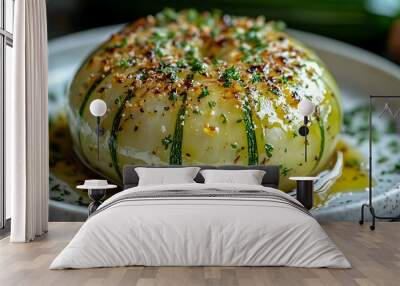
46,0,400,63
46,0,400,221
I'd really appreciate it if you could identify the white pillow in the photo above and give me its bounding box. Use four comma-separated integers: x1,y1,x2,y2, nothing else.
135,167,201,186
200,169,266,185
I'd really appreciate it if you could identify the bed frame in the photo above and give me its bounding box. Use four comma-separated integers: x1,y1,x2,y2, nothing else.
123,165,280,190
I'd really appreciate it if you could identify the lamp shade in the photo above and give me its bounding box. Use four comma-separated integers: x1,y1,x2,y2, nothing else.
298,99,315,116
89,99,107,117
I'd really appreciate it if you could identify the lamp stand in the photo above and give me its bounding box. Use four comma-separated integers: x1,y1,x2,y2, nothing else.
298,116,309,162
96,116,100,160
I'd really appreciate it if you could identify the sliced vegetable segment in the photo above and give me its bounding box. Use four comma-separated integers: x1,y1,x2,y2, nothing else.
170,102,186,165
108,89,135,179
242,98,258,165
67,9,342,191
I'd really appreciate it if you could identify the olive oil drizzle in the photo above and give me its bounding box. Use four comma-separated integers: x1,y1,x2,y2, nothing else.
242,98,259,165
305,63,341,171
108,89,135,180
170,94,187,165
318,75,342,120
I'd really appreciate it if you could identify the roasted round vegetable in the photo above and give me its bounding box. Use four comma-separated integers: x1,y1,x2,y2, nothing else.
68,9,342,191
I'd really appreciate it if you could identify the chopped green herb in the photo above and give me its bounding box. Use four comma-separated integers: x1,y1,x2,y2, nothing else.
161,135,173,149
117,59,129,68
236,119,243,123
176,59,187,68
185,46,196,59
190,58,207,74
345,159,361,169
186,73,194,81
113,38,128,49
156,8,178,24
392,163,400,173
212,58,223,66
384,163,400,174
154,46,165,57
264,143,274,158
220,113,228,123
210,27,219,39
169,90,178,101
239,46,253,63
388,140,400,153
386,120,397,133
198,86,209,100
377,156,389,164
244,26,264,47
136,69,149,81
251,72,262,83
280,76,289,84
193,107,201,114
157,62,178,82
342,105,379,144
273,21,286,31
231,143,238,149
270,87,280,96
149,31,166,43
280,165,291,176
167,31,176,39
187,9,200,23
221,66,240,87
116,57,135,68
114,95,124,105
208,100,216,109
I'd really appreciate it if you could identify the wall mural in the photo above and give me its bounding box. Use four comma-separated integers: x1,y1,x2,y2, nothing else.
47,1,400,221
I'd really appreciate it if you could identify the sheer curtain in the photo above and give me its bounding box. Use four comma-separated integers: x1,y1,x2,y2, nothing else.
8,0,48,242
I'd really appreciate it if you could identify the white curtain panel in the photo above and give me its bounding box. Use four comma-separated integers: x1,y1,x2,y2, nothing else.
8,0,49,242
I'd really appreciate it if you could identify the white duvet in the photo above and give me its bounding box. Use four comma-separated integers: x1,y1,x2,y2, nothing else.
50,183,350,269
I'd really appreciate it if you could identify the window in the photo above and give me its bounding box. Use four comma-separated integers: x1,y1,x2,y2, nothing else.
0,0,14,230
5,0,13,33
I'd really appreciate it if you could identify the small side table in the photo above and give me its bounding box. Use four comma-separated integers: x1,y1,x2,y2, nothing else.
77,182,117,216
289,177,318,210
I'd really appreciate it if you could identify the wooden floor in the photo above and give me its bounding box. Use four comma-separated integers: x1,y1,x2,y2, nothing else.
0,222,399,286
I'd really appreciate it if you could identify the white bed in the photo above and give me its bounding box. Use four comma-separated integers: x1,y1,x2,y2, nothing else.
50,183,350,269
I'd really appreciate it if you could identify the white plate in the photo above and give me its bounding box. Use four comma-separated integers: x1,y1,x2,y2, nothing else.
48,25,400,221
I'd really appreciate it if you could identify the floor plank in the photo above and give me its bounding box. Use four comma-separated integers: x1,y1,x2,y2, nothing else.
0,222,399,286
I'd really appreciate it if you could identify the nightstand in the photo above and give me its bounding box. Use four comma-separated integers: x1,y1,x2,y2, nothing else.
77,180,117,216
289,177,318,210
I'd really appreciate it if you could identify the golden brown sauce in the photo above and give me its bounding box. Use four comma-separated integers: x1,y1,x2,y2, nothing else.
314,139,369,207
49,115,118,204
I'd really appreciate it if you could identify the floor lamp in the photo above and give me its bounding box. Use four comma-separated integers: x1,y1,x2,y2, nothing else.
359,95,400,230
298,99,316,162
89,99,107,160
